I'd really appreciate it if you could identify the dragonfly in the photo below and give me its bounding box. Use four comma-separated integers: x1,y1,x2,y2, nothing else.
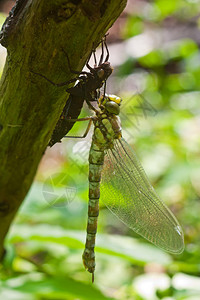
74,93,184,282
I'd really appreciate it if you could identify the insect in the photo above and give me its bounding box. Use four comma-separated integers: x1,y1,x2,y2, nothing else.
75,94,184,282
31,37,113,147
32,39,184,281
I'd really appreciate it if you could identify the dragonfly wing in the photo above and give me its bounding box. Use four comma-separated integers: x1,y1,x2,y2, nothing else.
100,138,184,254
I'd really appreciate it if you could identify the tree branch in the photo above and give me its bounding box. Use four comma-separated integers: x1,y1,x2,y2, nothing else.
0,0,127,257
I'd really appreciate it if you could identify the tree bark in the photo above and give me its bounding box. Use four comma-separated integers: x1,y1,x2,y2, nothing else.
0,0,127,257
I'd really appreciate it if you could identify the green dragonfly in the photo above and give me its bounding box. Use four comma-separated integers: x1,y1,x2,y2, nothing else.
73,94,184,282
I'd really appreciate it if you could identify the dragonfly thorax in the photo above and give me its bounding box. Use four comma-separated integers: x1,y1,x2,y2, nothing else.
93,113,122,150
92,94,122,148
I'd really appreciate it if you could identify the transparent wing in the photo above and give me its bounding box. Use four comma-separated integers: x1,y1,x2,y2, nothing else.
100,138,184,254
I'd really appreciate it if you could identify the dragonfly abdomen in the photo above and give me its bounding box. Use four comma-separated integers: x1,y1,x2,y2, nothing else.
82,107,122,280
82,142,104,279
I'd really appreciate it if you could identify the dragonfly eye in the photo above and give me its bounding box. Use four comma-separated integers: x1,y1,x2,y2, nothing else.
105,101,120,115
97,69,105,79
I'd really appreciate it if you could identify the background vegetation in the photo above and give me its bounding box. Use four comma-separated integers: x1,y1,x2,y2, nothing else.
0,0,200,299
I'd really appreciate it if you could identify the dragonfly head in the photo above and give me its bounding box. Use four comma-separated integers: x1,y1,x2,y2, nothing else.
99,94,122,115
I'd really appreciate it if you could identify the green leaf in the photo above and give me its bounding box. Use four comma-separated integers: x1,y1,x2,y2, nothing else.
3,274,114,300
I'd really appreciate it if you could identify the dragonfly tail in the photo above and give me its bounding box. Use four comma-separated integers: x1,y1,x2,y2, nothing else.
82,141,104,276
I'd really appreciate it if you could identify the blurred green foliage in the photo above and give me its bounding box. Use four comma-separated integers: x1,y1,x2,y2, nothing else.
1,0,200,299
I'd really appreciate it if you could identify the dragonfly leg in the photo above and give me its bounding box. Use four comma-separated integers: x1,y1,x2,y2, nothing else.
31,57,90,87
85,99,98,113
103,81,107,98
61,47,91,76
86,37,105,71
93,49,97,67
104,36,110,62
98,34,109,65
63,118,93,138
31,70,79,87
86,50,95,72
98,37,105,66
